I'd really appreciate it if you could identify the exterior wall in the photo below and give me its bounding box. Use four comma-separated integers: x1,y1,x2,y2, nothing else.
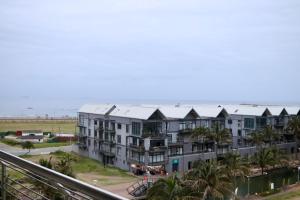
77,110,297,174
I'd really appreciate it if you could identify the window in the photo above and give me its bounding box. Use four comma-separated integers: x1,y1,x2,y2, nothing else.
238,130,242,136
228,119,232,124
88,119,91,126
94,130,97,137
88,129,91,136
244,118,255,129
88,139,91,146
94,120,97,125
117,135,121,144
117,123,122,129
126,124,129,133
117,147,121,156
149,153,164,163
188,161,192,170
132,122,141,136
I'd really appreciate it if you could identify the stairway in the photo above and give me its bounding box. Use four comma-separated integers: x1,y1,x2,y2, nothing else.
127,177,156,197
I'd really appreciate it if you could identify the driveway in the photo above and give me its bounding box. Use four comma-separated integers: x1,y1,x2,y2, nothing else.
0,142,75,156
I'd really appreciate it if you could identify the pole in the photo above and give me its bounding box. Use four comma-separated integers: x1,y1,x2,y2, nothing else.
1,162,6,200
298,167,300,183
247,176,250,196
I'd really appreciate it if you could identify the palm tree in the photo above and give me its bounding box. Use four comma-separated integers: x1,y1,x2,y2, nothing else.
146,175,192,200
192,125,232,158
184,160,234,200
269,147,289,168
287,116,300,138
222,152,250,188
249,131,264,149
191,127,211,141
21,141,34,153
253,148,274,175
261,125,279,146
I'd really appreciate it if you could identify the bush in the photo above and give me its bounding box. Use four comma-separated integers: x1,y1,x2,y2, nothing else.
259,188,281,197
1,138,20,146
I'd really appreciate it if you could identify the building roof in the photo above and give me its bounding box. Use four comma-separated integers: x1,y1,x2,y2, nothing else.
223,105,270,116
266,106,287,116
22,130,42,133
109,105,164,120
79,104,115,115
158,105,199,119
285,106,300,115
19,135,44,140
191,105,227,118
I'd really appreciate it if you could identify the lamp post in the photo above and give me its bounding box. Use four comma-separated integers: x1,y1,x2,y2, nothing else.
298,166,300,183
247,175,250,196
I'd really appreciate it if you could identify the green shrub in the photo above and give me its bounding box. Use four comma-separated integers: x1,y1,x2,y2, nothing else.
0,138,20,146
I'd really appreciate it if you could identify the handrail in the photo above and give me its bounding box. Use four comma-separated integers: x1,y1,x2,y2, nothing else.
0,150,129,200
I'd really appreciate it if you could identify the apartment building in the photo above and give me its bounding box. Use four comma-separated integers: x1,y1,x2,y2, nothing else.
77,104,300,174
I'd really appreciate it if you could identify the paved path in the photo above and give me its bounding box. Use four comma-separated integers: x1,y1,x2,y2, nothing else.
0,142,74,156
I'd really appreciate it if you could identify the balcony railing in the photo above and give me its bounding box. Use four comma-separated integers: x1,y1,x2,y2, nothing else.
0,150,128,200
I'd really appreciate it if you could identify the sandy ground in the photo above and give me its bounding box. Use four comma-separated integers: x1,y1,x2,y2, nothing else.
76,173,139,198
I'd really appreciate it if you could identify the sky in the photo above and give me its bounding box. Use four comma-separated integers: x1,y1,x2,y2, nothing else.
0,0,300,116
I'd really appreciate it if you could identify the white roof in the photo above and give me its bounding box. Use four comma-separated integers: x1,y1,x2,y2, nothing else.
285,106,300,115
266,106,286,116
223,105,268,116
109,105,161,120
158,105,198,119
192,105,225,118
79,104,115,115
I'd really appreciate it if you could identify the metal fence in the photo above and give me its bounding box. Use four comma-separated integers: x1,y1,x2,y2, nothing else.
0,150,129,200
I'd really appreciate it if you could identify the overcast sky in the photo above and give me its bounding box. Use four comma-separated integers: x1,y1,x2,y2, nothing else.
1,0,300,114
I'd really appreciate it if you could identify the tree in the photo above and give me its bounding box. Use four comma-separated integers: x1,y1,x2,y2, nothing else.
261,125,280,146
287,116,300,138
222,152,250,188
192,124,232,158
253,148,274,175
184,160,234,200
21,141,34,153
249,131,264,148
39,157,53,169
146,175,192,200
54,153,77,177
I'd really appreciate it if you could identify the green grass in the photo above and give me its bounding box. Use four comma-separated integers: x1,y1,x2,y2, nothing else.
264,189,300,200
0,119,77,133
33,142,74,148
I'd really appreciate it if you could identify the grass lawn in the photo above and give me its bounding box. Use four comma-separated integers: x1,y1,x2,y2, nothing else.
33,142,74,148
20,151,136,186
0,119,77,133
264,189,300,200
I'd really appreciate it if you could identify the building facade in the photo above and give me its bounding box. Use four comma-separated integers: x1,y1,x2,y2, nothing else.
77,104,300,174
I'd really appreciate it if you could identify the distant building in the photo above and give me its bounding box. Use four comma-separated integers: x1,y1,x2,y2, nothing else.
77,104,300,174
19,135,44,143
17,130,44,143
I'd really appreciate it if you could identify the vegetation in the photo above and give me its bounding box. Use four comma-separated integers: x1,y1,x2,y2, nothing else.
21,141,34,153
33,142,74,148
222,152,250,187
287,116,300,139
0,138,21,146
0,119,77,133
264,189,300,200
147,160,235,200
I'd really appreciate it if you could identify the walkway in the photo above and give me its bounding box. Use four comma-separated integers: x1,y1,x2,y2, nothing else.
0,142,74,156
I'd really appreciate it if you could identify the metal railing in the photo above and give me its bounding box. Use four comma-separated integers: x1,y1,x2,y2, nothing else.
0,150,129,200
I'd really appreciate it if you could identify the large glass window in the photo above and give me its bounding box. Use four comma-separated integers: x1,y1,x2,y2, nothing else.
132,122,141,136
149,153,164,163
244,118,255,129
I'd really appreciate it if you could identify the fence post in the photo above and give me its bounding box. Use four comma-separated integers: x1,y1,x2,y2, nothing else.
1,162,6,200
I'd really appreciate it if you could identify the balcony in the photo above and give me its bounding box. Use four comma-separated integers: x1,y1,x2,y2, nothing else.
168,139,184,146
149,146,168,152
178,128,193,134
128,144,145,152
0,150,127,200
77,121,85,127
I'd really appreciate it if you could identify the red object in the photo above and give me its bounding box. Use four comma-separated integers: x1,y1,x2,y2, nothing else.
16,131,22,136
